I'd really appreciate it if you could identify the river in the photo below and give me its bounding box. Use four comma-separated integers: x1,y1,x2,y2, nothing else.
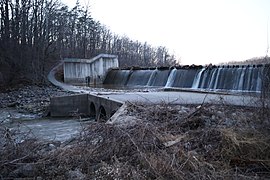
1,108,93,143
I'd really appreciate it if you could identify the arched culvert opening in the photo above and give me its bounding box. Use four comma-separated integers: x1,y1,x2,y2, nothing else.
97,106,107,122
89,102,96,117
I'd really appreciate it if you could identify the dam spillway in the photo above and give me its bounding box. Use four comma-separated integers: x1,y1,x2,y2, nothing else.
104,65,268,93
49,59,269,119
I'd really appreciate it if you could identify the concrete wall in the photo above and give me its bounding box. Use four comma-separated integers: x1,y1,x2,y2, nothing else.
64,54,119,85
50,94,89,117
50,93,123,122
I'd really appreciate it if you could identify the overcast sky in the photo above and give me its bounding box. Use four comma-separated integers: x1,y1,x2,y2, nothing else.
62,0,270,65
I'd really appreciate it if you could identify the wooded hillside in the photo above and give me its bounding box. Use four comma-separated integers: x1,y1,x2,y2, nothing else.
0,0,178,86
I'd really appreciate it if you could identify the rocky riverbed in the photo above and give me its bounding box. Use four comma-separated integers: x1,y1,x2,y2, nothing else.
0,85,75,117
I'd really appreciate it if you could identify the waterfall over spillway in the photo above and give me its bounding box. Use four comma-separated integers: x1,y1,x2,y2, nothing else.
165,68,177,88
146,68,170,86
192,68,205,89
126,70,153,86
191,66,264,92
103,70,131,86
103,65,266,92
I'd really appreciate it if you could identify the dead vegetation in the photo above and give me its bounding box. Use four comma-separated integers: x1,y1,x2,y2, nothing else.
1,102,270,179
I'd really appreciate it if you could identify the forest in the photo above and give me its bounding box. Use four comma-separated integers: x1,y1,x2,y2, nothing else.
0,0,178,86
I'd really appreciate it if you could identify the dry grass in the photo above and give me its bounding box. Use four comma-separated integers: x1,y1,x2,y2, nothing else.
1,102,270,179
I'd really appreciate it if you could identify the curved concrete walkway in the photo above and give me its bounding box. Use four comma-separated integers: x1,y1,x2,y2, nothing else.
48,61,90,93
48,62,262,107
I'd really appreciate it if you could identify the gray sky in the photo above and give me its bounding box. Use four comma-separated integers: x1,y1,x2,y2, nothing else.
62,0,270,65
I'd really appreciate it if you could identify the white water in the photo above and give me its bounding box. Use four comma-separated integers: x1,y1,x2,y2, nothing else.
146,68,158,86
191,68,205,89
165,68,177,88
208,68,217,89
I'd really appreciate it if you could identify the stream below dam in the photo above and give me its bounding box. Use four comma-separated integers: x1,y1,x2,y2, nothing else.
0,108,93,143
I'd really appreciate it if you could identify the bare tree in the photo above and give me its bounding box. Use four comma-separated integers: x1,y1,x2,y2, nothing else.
0,0,179,86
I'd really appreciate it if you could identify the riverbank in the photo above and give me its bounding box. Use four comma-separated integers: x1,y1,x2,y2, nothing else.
0,85,270,179
0,85,75,117
1,104,270,179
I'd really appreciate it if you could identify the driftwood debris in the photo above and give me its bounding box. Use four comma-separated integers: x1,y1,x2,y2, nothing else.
1,102,270,179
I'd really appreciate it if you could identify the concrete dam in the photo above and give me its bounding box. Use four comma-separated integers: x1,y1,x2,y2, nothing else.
49,54,269,120
104,64,268,93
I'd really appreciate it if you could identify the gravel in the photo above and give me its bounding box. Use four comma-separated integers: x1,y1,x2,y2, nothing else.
0,85,75,116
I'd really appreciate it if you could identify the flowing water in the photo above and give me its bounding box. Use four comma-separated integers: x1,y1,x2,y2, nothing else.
1,109,93,143
103,65,266,93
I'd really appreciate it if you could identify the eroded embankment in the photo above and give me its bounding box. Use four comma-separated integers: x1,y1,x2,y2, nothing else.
1,102,269,179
